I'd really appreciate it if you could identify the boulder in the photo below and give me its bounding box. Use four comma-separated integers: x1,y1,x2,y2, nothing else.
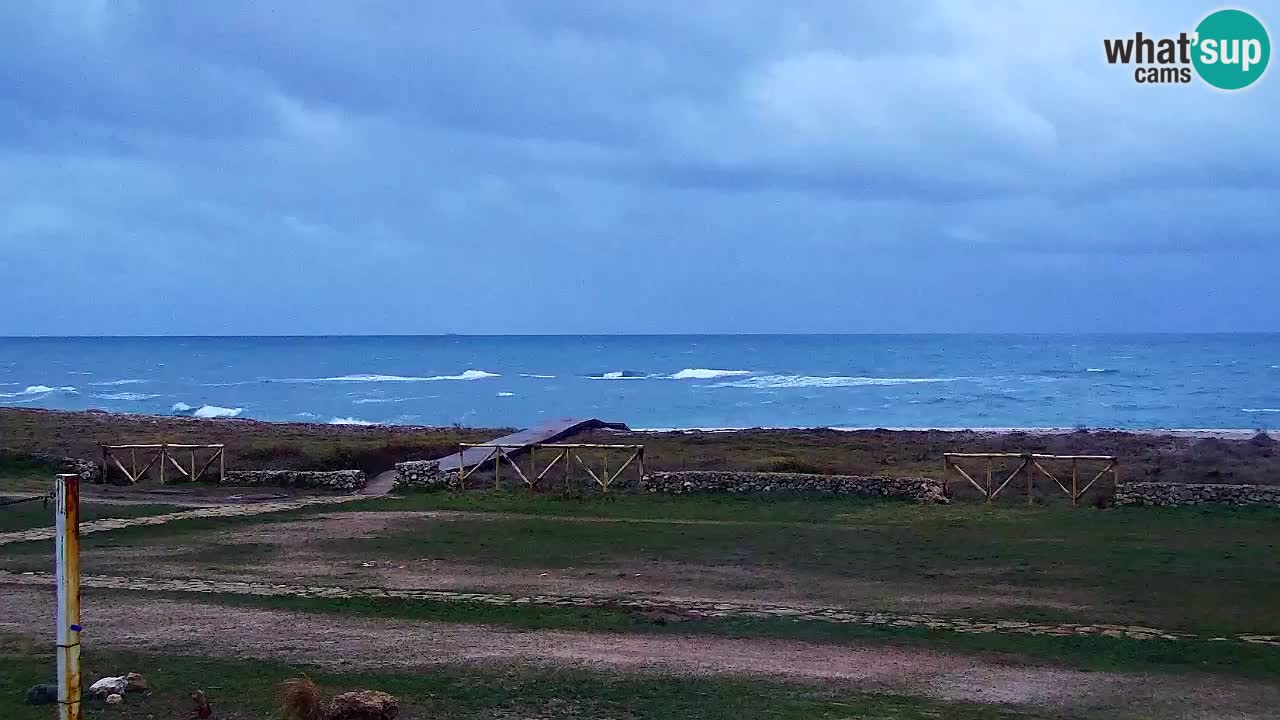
327,690,400,720
89,676,126,697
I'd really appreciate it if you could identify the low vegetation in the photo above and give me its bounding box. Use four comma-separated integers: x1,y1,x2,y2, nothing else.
0,634,1052,720
0,501,182,533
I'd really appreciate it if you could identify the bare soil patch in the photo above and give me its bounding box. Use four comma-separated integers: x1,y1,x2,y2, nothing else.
20,510,1093,615
1,588,1275,718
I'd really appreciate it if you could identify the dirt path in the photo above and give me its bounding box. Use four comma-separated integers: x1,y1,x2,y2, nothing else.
0,588,1274,719
0,494,366,546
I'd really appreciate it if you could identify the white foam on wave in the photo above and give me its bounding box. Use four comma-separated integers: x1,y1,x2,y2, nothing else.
588,371,650,380
329,416,375,425
352,396,420,404
0,385,78,399
520,373,557,379
171,402,193,412
1242,408,1280,413
713,375,962,389
497,392,515,397
283,370,500,383
92,392,161,401
89,378,147,386
1086,368,1110,373
193,405,242,418
669,368,752,380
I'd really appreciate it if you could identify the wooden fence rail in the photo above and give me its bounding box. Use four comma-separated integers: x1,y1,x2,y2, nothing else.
454,443,644,493
943,452,1117,505
100,443,225,485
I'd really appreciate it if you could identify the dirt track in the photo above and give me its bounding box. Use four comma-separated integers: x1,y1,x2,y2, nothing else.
1,588,1276,719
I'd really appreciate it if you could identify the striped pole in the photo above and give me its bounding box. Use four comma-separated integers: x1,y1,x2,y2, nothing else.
55,473,82,720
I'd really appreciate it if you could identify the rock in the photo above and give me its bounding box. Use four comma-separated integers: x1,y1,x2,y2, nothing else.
106,693,124,705
125,672,148,693
1114,481,1280,507
327,689,400,720
191,689,213,719
222,470,367,492
89,676,127,697
26,683,58,705
393,460,453,492
640,471,949,504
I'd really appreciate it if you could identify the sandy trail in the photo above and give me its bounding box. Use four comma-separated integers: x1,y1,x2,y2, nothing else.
0,588,1275,719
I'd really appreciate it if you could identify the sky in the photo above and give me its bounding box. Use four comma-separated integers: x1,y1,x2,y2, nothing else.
1,1,1277,335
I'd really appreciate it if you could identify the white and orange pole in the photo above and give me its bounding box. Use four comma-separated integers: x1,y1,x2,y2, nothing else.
55,473,82,720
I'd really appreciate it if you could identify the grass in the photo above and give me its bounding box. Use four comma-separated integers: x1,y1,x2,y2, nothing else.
7,407,1280,486
131,590,1280,680
0,407,504,477
0,500,184,533
322,493,1280,636
0,633,1058,720
4,492,1277,636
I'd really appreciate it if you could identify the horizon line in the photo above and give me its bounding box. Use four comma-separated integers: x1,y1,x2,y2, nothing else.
3,331,1280,340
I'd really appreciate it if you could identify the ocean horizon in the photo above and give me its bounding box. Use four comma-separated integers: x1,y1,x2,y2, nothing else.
2,334,1277,430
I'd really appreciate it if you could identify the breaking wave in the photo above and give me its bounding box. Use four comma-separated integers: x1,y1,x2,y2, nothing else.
1242,408,1280,413
171,402,193,412
520,373,557,379
89,378,148,386
329,416,375,425
588,370,650,380
669,368,752,380
497,391,515,397
713,375,963,389
0,385,78,399
192,405,242,418
280,370,499,383
92,392,161,401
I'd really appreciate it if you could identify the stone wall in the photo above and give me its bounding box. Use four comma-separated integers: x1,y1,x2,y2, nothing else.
641,471,948,504
222,469,366,492
0,449,102,484
394,460,455,491
1114,481,1280,507
64,457,102,484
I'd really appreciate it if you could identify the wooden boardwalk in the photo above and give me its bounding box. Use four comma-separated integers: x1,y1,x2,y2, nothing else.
437,418,629,472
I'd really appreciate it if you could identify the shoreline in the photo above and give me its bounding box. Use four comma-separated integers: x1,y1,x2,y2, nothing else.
636,426,1270,440
0,406,1270,439
4,407,1278,487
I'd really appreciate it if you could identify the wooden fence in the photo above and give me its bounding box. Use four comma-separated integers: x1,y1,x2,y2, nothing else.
101,443,225,485
455,443,644,493
943,452,1117,505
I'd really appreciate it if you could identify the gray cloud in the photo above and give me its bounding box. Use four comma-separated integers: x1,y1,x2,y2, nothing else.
1,0,1277,334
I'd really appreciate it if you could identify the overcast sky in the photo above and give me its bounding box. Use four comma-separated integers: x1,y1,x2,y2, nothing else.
1,1,1277,335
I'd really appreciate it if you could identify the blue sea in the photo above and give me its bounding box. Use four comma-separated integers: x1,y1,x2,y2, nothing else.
1,335,1278,430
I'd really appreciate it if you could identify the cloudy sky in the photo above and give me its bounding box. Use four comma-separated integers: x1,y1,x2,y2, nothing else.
1,1,1276,335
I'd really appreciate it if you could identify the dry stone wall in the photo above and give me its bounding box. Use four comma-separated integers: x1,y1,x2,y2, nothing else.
0,449,102,483
641,471,948,504
222,469,365,492
394,460,455,491
1114,481,1280,507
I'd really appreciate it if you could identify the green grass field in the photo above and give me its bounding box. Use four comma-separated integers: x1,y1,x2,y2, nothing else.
0,634,1054,720
326,493,1280,636
0,500,184,533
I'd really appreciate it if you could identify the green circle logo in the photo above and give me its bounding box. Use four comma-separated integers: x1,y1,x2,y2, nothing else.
1193,9,1270,90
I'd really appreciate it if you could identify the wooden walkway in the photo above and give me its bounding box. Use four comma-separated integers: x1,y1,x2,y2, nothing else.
437,418,629,472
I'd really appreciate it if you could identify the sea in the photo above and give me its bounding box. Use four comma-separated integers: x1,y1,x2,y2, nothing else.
1,335,1277,431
